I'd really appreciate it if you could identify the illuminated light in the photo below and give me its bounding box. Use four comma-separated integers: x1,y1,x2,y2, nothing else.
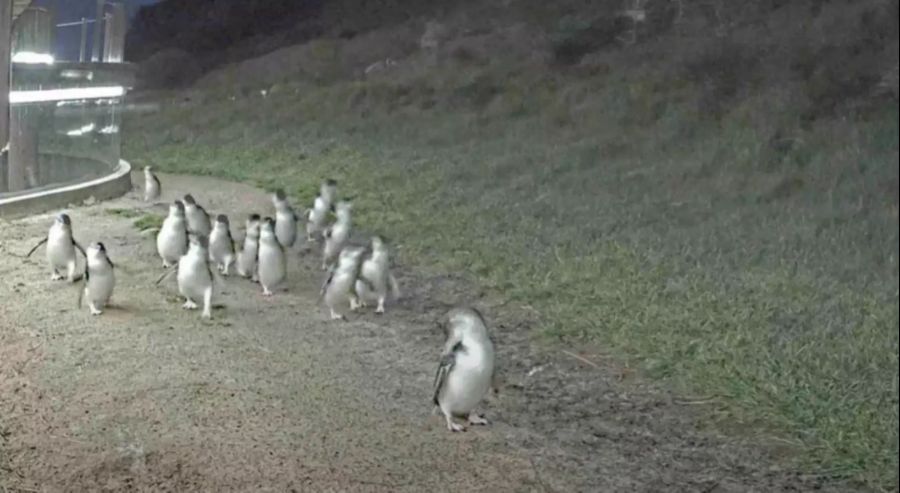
11,51,55,64
66,123,96,137
10,86,125,104
60,69,94,81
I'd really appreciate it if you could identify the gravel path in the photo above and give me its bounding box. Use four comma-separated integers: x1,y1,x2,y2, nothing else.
0,173,862,492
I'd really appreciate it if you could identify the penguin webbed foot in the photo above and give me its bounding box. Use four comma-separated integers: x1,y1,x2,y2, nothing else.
467,413,489,426
89,303,103,316
446,416,466,432
182,299,198,310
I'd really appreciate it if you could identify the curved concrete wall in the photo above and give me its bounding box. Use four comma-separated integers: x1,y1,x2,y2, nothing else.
0,158,132,217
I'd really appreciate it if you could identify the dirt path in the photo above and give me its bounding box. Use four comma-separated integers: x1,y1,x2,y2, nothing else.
1,174,860,492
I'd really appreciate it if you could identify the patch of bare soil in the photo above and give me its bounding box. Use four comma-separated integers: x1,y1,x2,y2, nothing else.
1,173,864,492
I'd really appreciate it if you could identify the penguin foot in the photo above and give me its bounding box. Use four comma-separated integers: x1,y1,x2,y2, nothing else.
329,309,345,321
89,303,103,316
349,298,360,311
50,272,63,281
446,418,466,432
467,413,489,426
262,287,273,296
182,299,198,310
201,310,212,319
376,299,385,314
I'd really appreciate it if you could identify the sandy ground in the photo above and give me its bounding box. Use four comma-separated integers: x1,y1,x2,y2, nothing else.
0,173,862,492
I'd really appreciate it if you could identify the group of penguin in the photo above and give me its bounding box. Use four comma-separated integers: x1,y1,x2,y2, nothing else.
19,166,497,433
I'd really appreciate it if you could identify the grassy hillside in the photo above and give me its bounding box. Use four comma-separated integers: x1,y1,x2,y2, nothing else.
124,0,899,488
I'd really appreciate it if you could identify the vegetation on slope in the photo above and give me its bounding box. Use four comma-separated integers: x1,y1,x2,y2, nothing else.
125,0,899,488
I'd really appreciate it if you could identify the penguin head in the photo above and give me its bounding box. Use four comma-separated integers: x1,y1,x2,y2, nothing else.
55,213,72,227
446,307,489,340
87,241,108,258
216,214,229,226
188,233,209,250
334,201,352,219
183,194,196,206
321,179,338,201
143,165,153,173
338,245,365,266
260,217,277,239
273,188,287,202
171,200,186,216
370,235,386,250
261,216,276,231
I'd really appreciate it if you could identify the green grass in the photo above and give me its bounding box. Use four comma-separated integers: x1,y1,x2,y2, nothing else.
132,214,164,232
124,52,899,488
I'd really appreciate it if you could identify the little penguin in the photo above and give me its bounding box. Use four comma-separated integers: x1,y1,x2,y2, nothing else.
183,193,212,237
156,200,188,268
306,179,337,242
321,200,352,270
272,188,299,248
353,235,401,314
209,214,236,275
25,213,86,282
236,213,261,282
320,245,366,320
432,307,496,432
143,165,161,202
258,217,287,296
176,233,215,319
79,242,116,315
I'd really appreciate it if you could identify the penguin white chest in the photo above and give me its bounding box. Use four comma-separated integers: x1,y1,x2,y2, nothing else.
258,241,285,287
157,218,187,261
46,226,75,269
86,267,115,306
177,252,211,300
275,210,296,246
442,348,494,415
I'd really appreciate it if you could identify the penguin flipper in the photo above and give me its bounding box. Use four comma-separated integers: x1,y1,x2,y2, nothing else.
155,264,177,285
432,346,459,407
319,267,335,301
388,272,401,299
24,237,48,258
72,240,87,260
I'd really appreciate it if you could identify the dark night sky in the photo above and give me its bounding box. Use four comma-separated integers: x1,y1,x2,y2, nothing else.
30,0,160,61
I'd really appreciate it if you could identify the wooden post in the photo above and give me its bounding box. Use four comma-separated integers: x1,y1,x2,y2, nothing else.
1,0,12,193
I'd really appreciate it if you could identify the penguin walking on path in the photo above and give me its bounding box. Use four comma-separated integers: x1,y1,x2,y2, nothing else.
272,189,299,249
258,217,287,296
209,214,236,275
353,235,401,314
432,308,496,432
320,245,366,320
156,200,188,268
143,166,161,202
25,213,86,282
78,242,116,315
236,214,261,282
